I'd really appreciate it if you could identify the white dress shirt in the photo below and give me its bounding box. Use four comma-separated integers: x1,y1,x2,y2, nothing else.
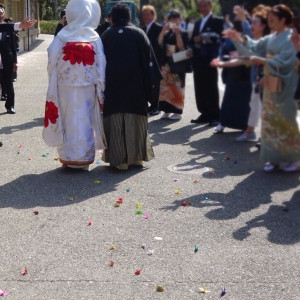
199,13,212,32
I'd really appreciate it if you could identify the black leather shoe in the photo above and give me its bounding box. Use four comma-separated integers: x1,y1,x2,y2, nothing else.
7,108,16,114
190,115,209,124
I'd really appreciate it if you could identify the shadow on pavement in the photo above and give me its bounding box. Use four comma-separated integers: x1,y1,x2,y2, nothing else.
148,119,212,147
160,172,300,245
233,190,300,245
0,166,144,209
0,117,43,135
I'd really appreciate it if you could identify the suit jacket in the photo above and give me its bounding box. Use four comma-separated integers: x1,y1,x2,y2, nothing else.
0,23,15,32
0,30,17,72
190,15,223,62
143,22,163,67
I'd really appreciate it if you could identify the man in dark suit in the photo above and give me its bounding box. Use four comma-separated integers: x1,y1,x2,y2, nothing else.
142,5,163,116
0,3,17,114
189,0,223,125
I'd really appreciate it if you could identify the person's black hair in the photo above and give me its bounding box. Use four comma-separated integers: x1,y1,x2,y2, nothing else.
111,3,131,26
167,10,181,20
60,9,66,19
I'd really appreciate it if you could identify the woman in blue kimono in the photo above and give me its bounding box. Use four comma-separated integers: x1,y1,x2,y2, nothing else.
225,4,300,172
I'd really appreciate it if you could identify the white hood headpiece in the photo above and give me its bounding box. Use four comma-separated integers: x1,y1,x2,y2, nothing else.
58,0,100,42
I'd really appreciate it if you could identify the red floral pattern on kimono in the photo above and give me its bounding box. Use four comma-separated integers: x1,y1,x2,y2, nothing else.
44,101,59,127
62,42,95,66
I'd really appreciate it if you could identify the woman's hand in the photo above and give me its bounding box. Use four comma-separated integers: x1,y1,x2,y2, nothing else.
291,28,300,52
250,56,266,65
222,29,243,43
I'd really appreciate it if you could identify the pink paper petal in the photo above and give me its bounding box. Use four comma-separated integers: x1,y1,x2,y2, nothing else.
0,290,8,296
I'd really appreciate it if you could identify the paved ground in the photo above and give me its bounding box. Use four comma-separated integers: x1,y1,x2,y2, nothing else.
0,34,299,300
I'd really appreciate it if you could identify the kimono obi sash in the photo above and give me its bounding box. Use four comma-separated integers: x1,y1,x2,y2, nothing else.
57,42,99,87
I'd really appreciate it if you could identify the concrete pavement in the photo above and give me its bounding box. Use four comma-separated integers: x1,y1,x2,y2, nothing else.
0,34,299,300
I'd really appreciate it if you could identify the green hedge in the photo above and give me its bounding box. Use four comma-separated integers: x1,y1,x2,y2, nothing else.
39,20,58,35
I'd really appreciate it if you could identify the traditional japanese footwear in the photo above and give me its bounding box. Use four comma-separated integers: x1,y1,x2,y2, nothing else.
214,123,224,133
115,163,128,170
169,113,182,120
263,163,280,172
282,161,300,172
235,132,256,142
66,164,90,171
161,112,171,119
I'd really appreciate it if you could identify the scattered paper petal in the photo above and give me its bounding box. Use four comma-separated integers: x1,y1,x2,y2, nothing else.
110,244,115,250
194,246,199,253
156,285,164,292
117,197,123,204
134,269,141,275
234,160,237,164
68,197,74,201
144,213,149,219
88,221,92,226
21,267,28,275
109,260,114,267
114,203,120,208
95,160,101,165
33,211,39,215
147,250,154,256
135,202,142,208
154,237,163,241
126,187,131,192
199,287,209,293
0,290,8,296
135,210,143,214
54,157,59,160
193,179,199,183
175,190,180,194
221,287,227,296
141,244,146,249
93,180,101,184
173,178,179,182
224,156,231,161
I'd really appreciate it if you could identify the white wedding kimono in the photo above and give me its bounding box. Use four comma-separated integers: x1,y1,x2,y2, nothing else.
42,0,106,167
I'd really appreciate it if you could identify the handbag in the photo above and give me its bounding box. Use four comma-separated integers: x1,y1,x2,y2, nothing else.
264,65,281,93
168,50,192,74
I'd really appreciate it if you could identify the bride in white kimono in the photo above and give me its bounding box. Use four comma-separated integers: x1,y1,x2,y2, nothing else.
42,0,106,170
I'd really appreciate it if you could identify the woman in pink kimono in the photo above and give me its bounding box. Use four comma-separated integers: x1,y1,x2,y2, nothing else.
42,0,106,170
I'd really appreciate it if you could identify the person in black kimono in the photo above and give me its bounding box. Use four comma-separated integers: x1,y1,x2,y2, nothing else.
101,4,155,170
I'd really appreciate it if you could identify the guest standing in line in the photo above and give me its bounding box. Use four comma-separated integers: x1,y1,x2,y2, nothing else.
0,4,18,114
142,5,163,116
43,0,106,170
189,0,223,126
101,4,155,170
54,9,67,36
226,5,300,172
213,20,252,134
158,10,189,120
